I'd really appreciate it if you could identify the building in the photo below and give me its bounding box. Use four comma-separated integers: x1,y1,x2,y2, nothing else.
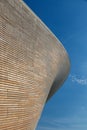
0,0,70,129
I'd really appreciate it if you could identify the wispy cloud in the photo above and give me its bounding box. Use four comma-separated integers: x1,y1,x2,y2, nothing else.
37,116,87,130
37,126,58,130
70,74,87,85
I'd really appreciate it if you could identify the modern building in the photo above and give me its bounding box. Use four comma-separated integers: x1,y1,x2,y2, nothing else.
0,0,70,130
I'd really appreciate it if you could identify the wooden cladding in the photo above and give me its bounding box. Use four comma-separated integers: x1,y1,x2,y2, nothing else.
0,0,70,129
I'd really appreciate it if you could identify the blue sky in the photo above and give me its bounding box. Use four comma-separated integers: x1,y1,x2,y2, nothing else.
23,0,87,129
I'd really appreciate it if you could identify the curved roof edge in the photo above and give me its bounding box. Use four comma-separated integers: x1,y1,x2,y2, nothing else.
22,0,70,102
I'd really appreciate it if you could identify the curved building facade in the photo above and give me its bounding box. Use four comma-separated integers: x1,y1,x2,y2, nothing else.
0,0,70,129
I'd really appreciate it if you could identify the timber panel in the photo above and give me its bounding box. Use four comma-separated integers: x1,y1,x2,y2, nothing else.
0,0,70,130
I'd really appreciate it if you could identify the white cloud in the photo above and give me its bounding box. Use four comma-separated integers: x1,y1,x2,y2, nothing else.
70,74,87,85
37,126,58,130
37,116,87,130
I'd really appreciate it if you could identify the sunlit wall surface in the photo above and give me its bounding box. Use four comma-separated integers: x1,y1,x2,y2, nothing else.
0,0,70,129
